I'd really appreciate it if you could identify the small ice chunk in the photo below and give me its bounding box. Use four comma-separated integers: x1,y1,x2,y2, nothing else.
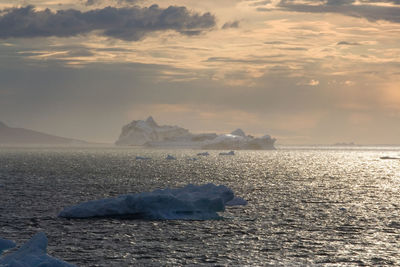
0,238,15,255
380,156,400,160
166,155,176,160
59,183,236,220
226,197,247,206
0,232,76,267
135,156,151,160
196,152,209,156
219,150,235,156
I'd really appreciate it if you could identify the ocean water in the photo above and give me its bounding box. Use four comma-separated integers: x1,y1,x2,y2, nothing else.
0,146,400,266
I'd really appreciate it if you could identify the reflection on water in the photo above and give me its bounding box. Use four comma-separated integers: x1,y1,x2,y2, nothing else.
0,146,400,266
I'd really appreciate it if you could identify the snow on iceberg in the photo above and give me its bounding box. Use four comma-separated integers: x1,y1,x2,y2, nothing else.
0,232,76,267
115,116,190,146
59,184,243,220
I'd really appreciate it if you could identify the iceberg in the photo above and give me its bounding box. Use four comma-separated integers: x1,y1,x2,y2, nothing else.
58,183,243,220
115,116,191,146
166,155,176,160
203,131,275,150
0,232,76,267
135,156,151,160
115,117,276,150
219,150,235,156
0,239,15,255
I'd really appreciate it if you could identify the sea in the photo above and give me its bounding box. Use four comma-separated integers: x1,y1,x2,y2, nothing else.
0,146,400,266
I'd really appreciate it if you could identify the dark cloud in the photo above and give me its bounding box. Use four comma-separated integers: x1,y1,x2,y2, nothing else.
337,41,361,46
0,5,216,41
264,41,287,44
222,20,240,29
360,0,400,3
271,0,400,24
84,0,141,6
325,0,355,6
85,0,100,5
206,56,283,64
279,47,308,51
249,0,272,6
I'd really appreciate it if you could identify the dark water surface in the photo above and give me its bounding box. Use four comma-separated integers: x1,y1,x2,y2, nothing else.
1,146,400,266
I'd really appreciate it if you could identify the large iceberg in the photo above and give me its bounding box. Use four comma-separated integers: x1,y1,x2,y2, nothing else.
0,233,76,267
115,117,276,150
115,116,191,146
59,184,242,220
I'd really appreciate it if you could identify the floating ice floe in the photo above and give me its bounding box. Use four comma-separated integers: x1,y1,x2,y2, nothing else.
166,155,176,160
0,232,76,267
59,183,245,220
219,150,235,156
135,156,151,160
196,152,209,156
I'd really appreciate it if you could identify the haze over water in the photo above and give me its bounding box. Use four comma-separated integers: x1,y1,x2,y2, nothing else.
1,146,399,266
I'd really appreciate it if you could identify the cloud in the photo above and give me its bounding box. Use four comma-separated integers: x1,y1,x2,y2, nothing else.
271,0,400,24
297,79,319,86
222,20,240,29
0,5,216,41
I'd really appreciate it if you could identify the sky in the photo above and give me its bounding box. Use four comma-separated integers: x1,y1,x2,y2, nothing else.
0,0,399,144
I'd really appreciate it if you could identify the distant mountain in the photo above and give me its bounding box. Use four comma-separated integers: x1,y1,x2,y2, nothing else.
115,116,276,150
0,121,88,145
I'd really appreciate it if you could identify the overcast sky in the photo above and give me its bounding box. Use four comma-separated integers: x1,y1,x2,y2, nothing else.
0,0,399,144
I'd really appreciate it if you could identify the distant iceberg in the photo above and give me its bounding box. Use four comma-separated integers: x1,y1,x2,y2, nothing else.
59,184,245,220
166,154,177,160
135,156,151,160
0,233,76,267
219,150,235,156
115,117,276,150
